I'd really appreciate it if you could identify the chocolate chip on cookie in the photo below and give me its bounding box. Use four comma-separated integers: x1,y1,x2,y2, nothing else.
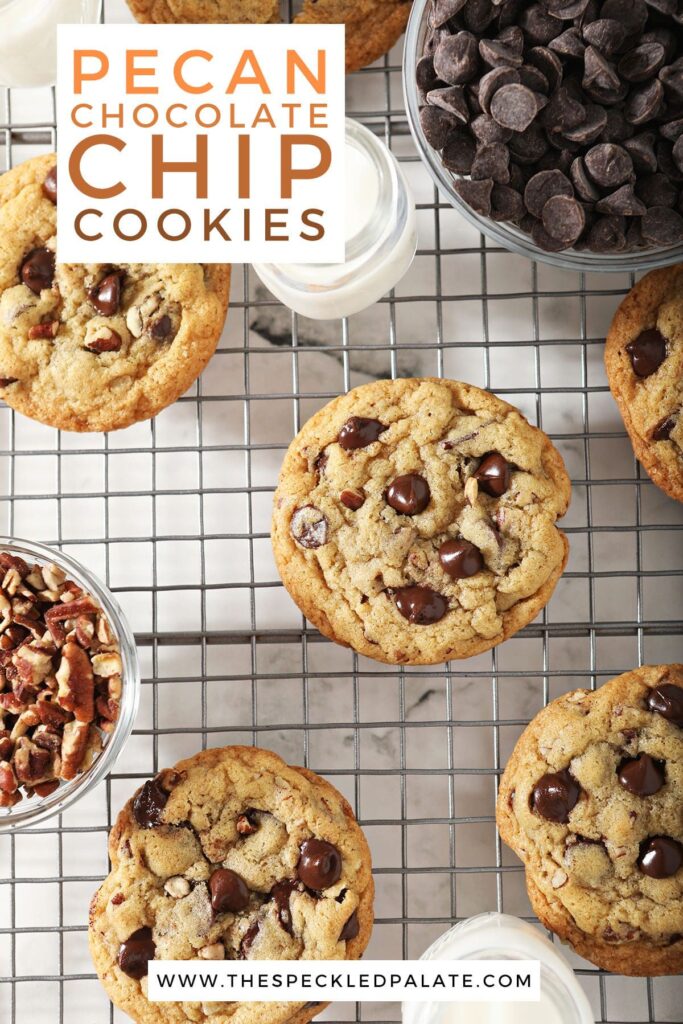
639,836,683,878
339,910,360,941
297,838,342,889
210,868,250,913
385,473,431,515
531,768,580,823
290,506,328,549
270,880,299,934
439,538,484,578
394,585,448,625
340,488,365,510
618,753,665,796
21,247,55,294
473,452,512,496
42,166,57,204
118,927,155,979
626,328,667,377
338,416,386,450
648,683,683,726
89,271,123,317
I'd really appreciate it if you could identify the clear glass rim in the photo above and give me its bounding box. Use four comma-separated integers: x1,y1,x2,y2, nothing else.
402,0,683,274
0,537,140,832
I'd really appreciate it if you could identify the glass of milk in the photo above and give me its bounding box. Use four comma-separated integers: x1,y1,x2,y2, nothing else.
0,0,101,88
403,914,595,1024
253,117,417,320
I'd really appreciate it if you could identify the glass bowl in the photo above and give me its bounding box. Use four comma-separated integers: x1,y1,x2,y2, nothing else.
0,537,139,831
402,0,683,273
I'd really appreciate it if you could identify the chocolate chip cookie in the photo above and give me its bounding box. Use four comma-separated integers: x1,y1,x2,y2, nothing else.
88,745,374,1024
125,0,410,74
126,0,280,24
294,0,412,74
0,154,230,432
605,264,683,503
271,377,570,666
497,665,683,976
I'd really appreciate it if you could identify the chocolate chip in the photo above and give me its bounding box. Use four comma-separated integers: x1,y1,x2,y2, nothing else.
471,114,512,145
133,776,169,828
524,169,573,218
434,32,480,85
453,176,494,214
508,123,549,164
625,328,667,377
338,416,386,450
583,46,621,98
340,488,365,511
427,86,470,123
0,377,18,387
586,214,627,251
601,0,648,33
473,452,512,496
527,46,563,91
464,0,497,33
636,172,677,207
520,5,563,45
386,473,431,515
584,143,633,187
150,315,173,341
297,839,342,889
416,55,440,93
439,538,484,578
618,42,666,82
89,272,122,316
42,166,57,204
641,205,683,245
639,836,683,878
491,183,526,221
571,156,601,201
651,414,676,441
290,506,328,549
394,585,448,625
479,38,524,69
625,79,664,126
561,103,607,145
118,927,155,979
490,83,541,131
420,105,460,148
479,67,520,112
472,141,511,183
582,19,626,58
240,921,260,958
647,683,683,726
21,248,55,294
209,868,250,913
623,133,658,174
549,28,586,59
618,753,665,796
540,87,586,133
542,194,586,242
443,129,478,172
595,183,646,215
270,880,298,934
531,768,580,823
431,0,468,26
339,910,360,941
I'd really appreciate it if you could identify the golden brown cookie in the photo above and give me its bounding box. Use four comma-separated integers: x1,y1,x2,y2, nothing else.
604,264,683,503
89,746,374,1024
0,154,230,433
294,0,412,73
271,377,571,666
497,665,683,976
126,0,280,24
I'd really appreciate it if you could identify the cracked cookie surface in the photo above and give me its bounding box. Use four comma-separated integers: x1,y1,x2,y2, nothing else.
497,665,683,976
605,264,683,504
0,154,230,432
271,377,570,665
88,745,374,1024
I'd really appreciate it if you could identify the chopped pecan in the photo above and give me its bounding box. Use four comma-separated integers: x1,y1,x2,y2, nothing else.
60,721,100,780
0,759,18,793
42,564,66,591
0,790,21,807
96,614,115,646
95,695,119,724
10,709,40,742
0,692,27,715
27,320,59,340
92,651,122,677
0,553,29,578
35,697,71,728
85,328,122,353
32,779,59,798
12,642,54,687
236,813,258,836
74,615,95,648
56,642,94,723
32,724,63,752
0,730,12,759
13,737,55,786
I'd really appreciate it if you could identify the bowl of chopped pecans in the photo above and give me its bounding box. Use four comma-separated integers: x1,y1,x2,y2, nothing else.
404,0,683,271
0,538,140,830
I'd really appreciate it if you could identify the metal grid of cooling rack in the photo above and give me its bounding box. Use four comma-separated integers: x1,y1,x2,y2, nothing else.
0,1,682,1023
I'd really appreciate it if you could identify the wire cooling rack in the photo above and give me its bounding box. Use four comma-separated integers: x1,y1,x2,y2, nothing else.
1,1,682,1022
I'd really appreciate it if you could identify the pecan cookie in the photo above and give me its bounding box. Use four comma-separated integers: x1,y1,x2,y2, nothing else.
605,264,683,503
0,154,230,432
88,745,374,1024
126,0,280,24
294,0,412,73
125,0,411,73
271,377,570,666
497,665,683,976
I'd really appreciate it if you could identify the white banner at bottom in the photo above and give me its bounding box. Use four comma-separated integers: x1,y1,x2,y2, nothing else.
148,960,541,1002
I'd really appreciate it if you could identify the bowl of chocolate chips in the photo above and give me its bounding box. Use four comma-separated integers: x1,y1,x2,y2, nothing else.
0,539,139,830
404,0,683,269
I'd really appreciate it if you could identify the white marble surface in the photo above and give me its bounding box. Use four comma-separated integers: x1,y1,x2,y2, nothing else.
0,2,682,1022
